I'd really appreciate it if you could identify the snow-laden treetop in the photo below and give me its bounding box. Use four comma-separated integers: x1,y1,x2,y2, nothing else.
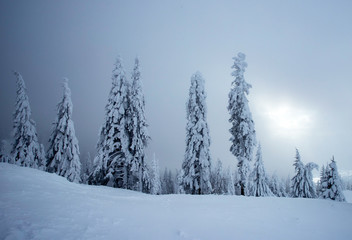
231,52,251,95
61,78,73,117
13,71,31,124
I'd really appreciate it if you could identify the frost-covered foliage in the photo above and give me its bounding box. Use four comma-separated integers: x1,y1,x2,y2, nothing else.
228,53,256,196
11,72,46,169
320,157,345,201
150,153,161,195
46,79,81,183
89,57,130,188
290,149,318,198
182,72,212,195
248,144,272,197
161,168,175,194
270,174,287,197
128,57,150,191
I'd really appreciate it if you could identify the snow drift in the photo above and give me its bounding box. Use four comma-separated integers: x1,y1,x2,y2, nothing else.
0,163,351,240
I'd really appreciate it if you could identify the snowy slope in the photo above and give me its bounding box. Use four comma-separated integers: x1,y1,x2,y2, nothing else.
1,163,351,240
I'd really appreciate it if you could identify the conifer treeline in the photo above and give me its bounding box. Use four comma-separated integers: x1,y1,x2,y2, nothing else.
0,54,346,201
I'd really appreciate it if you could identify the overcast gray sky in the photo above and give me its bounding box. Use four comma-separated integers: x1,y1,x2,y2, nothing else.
1,0,352,177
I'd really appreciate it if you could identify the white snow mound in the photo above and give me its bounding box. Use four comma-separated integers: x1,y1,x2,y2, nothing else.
1,163,351,240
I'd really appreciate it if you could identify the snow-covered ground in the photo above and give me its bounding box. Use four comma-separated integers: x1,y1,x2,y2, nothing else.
1,163,351,240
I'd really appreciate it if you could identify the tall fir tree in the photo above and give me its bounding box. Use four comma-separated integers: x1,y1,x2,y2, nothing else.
182,72,212,195
90,57,130,188
46,79,81,183
228,52,256,196
128,57,150,191
11,72,46,169
248,144,272,197
320,157,345,201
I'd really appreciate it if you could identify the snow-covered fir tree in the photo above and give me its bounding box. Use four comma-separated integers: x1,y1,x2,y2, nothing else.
81,152,93,184
0,140,11,163
270,174,287,197
128,57,150,191
46,79,81,183
225,167,235,195
248,144,272,197
0,140,5,162
161,168,175,194
228,52,256,196
11,72,46,169
212,160,226,194
302,162,319,198
317,165,327,195
89,57,130,188
150,153,161,195
284,175,291,195
320,157,345,201
141,161,151,193
291,149,305,198
175,169,185,194
290,149,318,198
182,72,212,195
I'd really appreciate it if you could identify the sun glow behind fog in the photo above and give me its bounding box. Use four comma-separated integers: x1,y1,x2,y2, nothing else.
265,104,313,138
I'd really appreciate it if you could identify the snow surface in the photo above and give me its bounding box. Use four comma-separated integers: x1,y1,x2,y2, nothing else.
1,163,351,240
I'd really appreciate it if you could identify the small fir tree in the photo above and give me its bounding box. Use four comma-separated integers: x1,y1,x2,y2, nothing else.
270,174,287,197
11,72,46,169
225,167,235,195
150,153,161,195
291,149,305,198
318,165,327,195
320,157,345,201
212,160,226,194
248,144,272,197
161,168,175,194
175,169,185,194
228,53,256,196
0,140,11,163
81,152,93,184
46,79,81,183
182,72,212,195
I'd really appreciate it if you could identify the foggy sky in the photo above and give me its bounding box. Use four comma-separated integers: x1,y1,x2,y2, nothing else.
1,0,352,177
